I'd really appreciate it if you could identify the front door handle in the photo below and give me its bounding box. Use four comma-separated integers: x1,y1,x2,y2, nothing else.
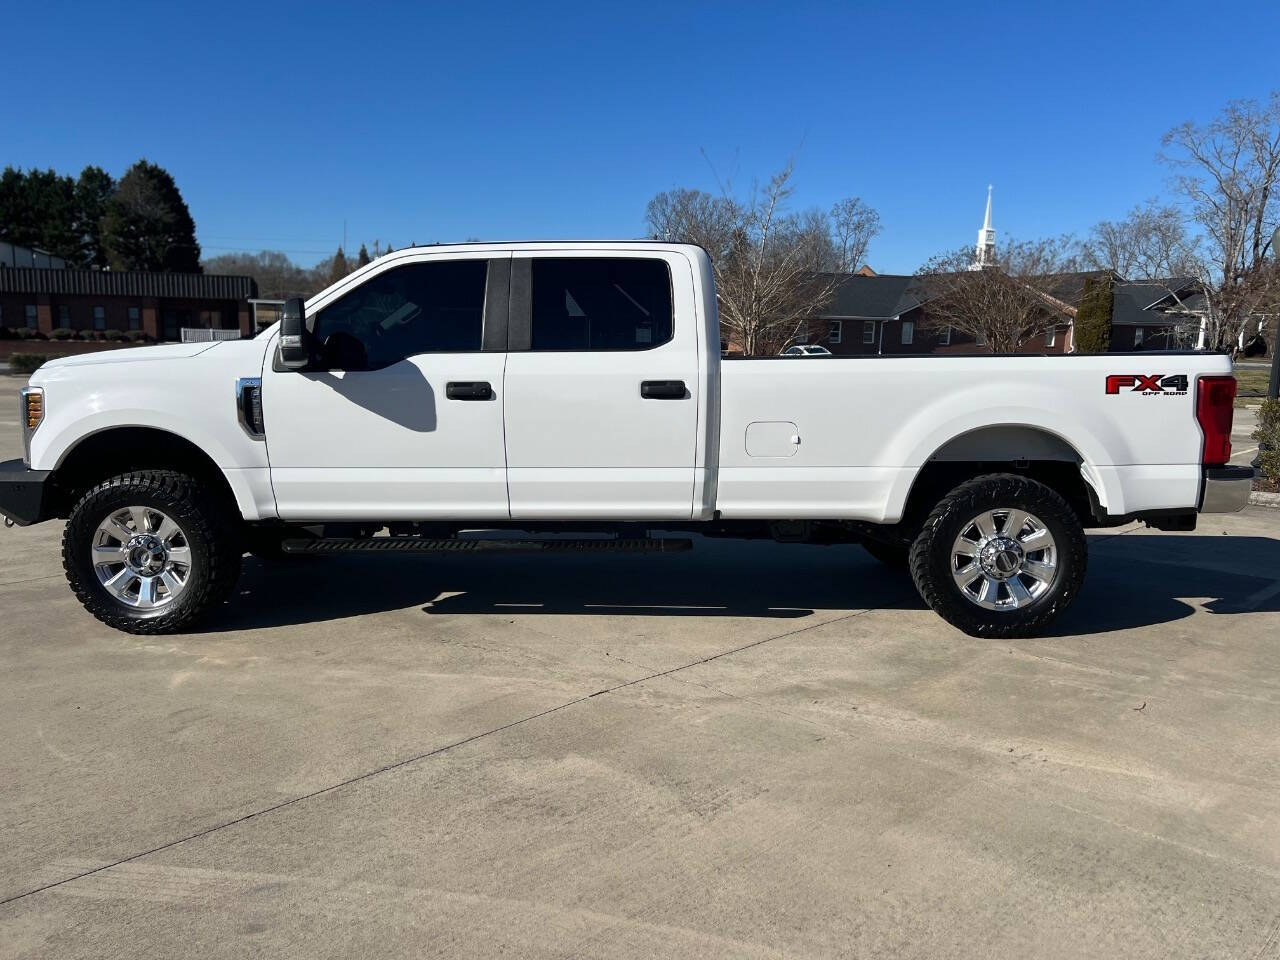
446,381,493,400
640,380,687,400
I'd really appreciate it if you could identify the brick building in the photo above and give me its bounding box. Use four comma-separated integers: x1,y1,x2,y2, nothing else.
798,271,1075,357
0,266,257,342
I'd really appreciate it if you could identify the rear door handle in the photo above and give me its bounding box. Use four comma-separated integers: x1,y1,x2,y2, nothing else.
446,381,493,400
640,380,686,399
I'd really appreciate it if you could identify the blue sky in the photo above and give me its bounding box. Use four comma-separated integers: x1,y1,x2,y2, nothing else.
4,0,1279,272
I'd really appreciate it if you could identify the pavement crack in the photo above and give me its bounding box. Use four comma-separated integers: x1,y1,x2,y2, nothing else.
0,604,884,909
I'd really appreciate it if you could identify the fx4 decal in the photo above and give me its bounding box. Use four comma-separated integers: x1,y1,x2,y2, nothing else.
1105,374,1189,395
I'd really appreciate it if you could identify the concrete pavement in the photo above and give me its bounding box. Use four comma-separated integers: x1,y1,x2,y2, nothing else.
2,393,1279,958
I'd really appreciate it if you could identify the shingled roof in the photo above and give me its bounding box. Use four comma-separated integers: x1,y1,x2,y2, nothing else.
815,273,927,318
1111,278,1206,327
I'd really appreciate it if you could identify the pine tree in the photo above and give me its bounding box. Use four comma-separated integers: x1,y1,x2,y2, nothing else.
356,243,371,268
0,167,79,260
72,166,115,268
1074,274,1115,354
101,160,201,272
326,246,350,285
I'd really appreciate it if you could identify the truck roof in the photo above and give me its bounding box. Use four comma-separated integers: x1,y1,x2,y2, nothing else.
369,240,709,257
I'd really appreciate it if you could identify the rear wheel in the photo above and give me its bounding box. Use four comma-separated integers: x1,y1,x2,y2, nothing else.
63,470,242,634
909,473,1086,638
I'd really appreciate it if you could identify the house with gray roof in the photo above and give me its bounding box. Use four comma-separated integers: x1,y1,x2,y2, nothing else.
798,269,1075,356
1108,278,1205,350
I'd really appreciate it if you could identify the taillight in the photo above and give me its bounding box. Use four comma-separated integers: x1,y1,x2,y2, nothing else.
1196,375,1236,465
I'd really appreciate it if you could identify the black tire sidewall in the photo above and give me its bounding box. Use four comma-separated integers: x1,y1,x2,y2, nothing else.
911,475,1086,638
63,472,239,632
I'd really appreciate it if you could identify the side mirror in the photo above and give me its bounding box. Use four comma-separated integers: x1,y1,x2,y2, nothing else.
279,297,311,370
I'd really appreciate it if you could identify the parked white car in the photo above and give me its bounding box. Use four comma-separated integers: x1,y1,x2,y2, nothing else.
2,242,1252,637
781,344,832,357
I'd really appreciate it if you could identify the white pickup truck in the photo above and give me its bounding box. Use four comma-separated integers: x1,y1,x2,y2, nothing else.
1,242,1253,637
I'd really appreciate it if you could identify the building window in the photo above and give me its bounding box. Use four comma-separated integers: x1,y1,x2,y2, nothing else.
1045,325,1056,347
93,306,106,330
199,309,223,329
128,307,141,330
1134,327,1144,346
939,325,951,346
829,320,842,345
25,304,38,329
58,305,71,327
901,320,914,345
976,331,987,346
863,320,876,344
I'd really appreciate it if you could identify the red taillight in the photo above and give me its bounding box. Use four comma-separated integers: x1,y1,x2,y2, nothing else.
1196,376,1236,465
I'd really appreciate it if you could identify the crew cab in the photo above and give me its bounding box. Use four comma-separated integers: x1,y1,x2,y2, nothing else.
0,242,1253,637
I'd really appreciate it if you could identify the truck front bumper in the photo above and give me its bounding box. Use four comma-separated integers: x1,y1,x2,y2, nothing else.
1201,464,1254,514
0,459,54,526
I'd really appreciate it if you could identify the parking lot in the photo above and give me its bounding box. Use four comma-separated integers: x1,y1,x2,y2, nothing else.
1,381,1279,959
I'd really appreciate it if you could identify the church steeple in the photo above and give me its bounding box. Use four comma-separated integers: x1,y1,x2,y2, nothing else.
973,185,996,269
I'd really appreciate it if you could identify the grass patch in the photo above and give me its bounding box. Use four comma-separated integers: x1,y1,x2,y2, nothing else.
1234,364,1274,406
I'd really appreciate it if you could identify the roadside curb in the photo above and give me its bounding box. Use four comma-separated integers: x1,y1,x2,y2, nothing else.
1249,491,1280,508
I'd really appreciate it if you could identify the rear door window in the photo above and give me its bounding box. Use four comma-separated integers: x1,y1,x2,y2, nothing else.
529,258,672,351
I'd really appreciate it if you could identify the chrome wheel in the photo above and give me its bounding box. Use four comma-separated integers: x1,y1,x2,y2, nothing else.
950,508,1057,612
91,506,193,610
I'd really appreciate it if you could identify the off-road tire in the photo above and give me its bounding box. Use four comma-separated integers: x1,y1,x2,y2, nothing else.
62,470,242,634
909,473,1087,639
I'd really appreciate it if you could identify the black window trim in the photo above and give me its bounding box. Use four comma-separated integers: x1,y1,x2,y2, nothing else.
280,256,505,372
507,255,675,353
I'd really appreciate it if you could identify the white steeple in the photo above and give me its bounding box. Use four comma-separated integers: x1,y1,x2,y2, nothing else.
973,185,996,269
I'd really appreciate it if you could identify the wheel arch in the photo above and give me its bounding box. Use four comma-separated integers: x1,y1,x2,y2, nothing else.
51,426,246,519
892,424,1107,530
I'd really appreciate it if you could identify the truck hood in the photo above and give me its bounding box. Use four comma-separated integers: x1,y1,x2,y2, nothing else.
38,342,222,369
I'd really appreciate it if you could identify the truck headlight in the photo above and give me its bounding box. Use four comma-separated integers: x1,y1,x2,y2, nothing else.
20,387,43,465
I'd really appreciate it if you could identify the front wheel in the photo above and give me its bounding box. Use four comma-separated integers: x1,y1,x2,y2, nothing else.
62,470,242,634
909,474,1087,638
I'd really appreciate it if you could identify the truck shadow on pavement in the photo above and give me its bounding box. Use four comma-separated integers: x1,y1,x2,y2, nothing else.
215,534,1280,636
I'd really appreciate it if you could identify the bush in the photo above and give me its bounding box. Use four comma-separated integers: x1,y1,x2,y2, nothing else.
104,329,125,341
0,327,15,340
50,327,75,341
1254,397,1280,484
124,330,151,343
7,353,64,375
14,327,45,340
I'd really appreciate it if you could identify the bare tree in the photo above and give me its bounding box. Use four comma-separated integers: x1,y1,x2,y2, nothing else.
1082,200,1199,279
1161,92,1280,349
646,162,879,355
829,197,881,272
915,237,1080,354
645,187,737,256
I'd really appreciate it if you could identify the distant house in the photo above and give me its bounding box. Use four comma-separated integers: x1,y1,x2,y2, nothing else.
798,270,1075,356
792,189,1078,356
1109,278,1205,350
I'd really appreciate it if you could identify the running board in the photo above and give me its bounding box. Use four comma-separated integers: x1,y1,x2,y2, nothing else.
280,536,694,556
